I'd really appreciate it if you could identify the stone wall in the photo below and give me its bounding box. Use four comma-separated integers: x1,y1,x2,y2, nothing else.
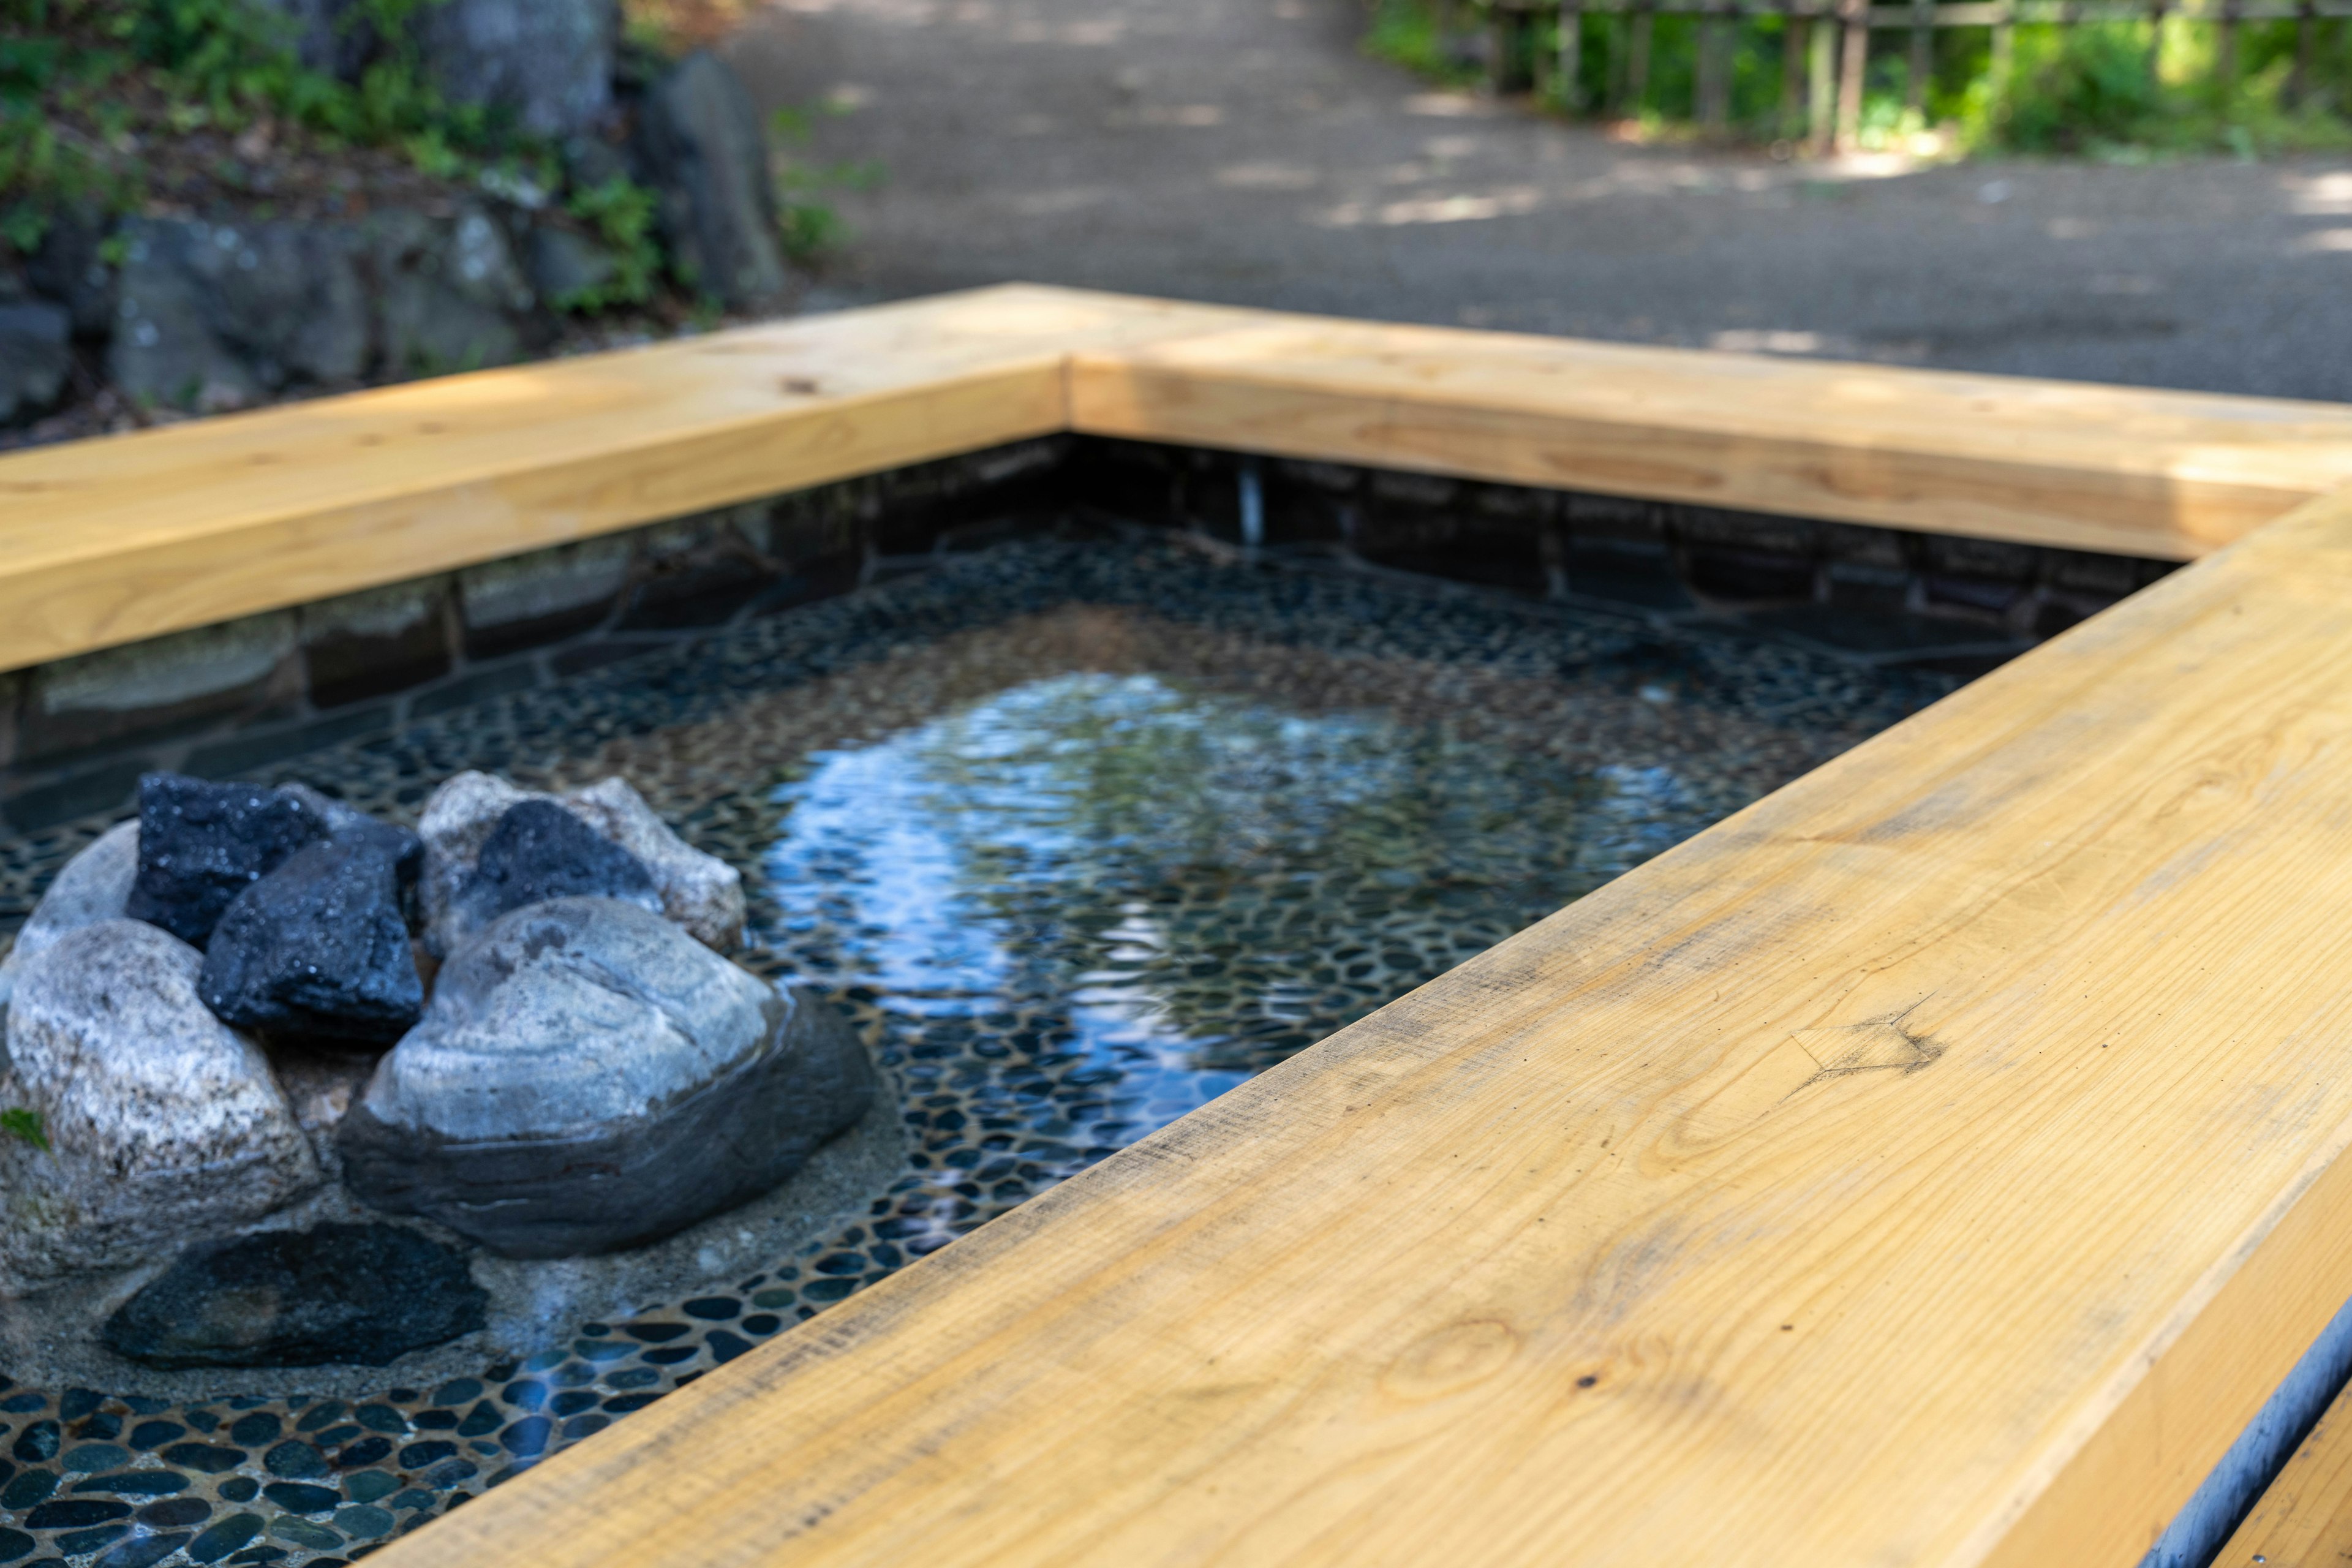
0,435,2179,837
1074,440,2179,668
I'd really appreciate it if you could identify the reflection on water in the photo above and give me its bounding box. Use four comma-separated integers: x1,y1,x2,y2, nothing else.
761,672,1711,1246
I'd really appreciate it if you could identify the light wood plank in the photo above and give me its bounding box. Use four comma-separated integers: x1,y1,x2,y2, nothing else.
1071,317,2352,559
364,480,2352,1568
2214,1380,2352,1566
0,286,1246,675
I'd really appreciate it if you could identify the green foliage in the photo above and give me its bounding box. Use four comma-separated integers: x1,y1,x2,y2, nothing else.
559,175,662,310
0,0,523,254
1,1107,49,1152
1363,0,1483,85
769,104,883,264
1366,0,2352,156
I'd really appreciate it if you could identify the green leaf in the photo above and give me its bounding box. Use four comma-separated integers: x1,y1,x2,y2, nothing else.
1,1107,49,1153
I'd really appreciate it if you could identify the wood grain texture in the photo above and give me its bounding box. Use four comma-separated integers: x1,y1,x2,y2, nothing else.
2215,1381,2352,1566
363,480,2352,1568
0,286,1248,676
1069,317,2352,559
12,285,2352,675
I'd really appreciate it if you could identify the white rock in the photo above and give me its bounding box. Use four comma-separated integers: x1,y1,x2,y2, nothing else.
416,771,744,955
0,820,138,1011
0,919,322,1291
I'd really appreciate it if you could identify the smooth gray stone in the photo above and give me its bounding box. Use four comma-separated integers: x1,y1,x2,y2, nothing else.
199,839,426,1046
0,299,70,427
634,51,791,311
0,921,321,1292
525,224,619,307
371,205,538,379
0,819,137,1011
110,217,369,411
101,1221,485,1370
418,771,744,956
339,898,873,1257
413,0,616,138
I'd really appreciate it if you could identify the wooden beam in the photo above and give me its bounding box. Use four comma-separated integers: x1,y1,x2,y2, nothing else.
1071,315,2352,559
2217,1376,2352,1565
369,479,2352,1568
10,284,2352,682
0,287,1243,677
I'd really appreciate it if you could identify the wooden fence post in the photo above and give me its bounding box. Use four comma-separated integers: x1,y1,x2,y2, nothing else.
1698,3,1733,128
2217,0,2241,99
1809,2,1838,149
1836,0,1868,149
2290,0,2316,104
1626,4,1656,111
1559,0,1586,108
1782,6,1809,135
1908,0,1934,110
1992,0,2016,104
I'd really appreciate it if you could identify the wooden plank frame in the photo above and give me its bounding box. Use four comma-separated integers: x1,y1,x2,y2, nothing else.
14,285,2352,1568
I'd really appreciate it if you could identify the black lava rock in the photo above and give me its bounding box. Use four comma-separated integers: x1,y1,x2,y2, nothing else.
100,1223,486,1370
125,774,328,946
448,799,660,940
198,839,425,1044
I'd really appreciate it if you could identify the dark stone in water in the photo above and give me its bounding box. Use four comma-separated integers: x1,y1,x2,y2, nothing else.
184,1512,262,1562
0,1529,28,1563
126,775,328,946
94,1534,190,1568
10,1420,57,1462
100,1223,487,1370
260,1481,338,1515
447,800,662,941
24,1498,129,1528
198,839,424,1044
159,1444,242,1474
137,1497,211,1526
227,1414,279,1447
262,1440,327,1480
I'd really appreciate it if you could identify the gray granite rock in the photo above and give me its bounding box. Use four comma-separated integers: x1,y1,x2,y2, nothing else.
526,224,619,307
101,1221,485,1370
339,897,872,1257
126,774,329,947
28,203,117,337
249,0,377,78
414,0,616,138
634,51,790,311
418,772,744,955
0,921,322,1292
0,820,137,1011
0,300,71,427
371,206,535,377
199,838,426,1046
111,217,369,410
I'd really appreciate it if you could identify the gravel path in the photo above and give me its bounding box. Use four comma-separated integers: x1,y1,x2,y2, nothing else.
725,0,2352,399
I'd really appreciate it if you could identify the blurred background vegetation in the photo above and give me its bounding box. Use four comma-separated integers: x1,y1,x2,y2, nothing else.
1366,0,2352,155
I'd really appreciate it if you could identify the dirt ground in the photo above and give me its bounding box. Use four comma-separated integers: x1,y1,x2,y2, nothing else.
723,0,2352,399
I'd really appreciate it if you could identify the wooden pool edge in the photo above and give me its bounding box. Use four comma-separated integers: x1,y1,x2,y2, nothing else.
10,282,2352,673
16,290,2352,1567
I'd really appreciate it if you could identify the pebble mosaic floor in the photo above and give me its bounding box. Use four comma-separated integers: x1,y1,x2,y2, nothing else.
0,536,1956,1567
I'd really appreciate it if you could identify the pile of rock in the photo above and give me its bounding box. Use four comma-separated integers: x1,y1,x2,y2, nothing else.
2,0,793,427
0,769,872,1350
